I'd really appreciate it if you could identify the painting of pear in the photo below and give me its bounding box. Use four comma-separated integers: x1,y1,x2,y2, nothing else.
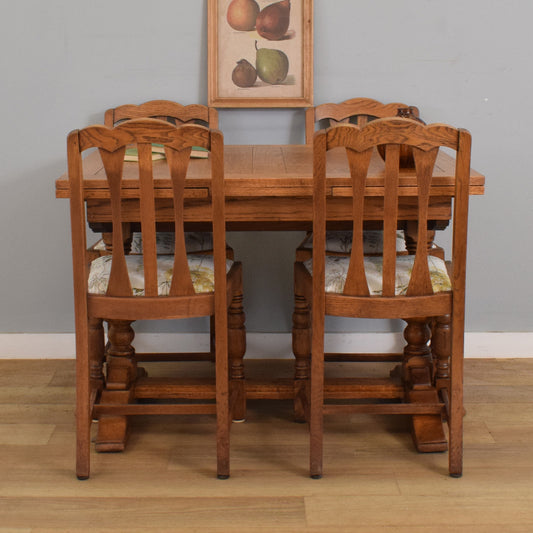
227,0,260,31
255,41,289,84
232,59,257,87
256,0,290,40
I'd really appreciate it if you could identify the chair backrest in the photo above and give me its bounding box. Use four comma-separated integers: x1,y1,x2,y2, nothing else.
312,117,471,309
305,97,419,144
67,119,226,309
104,100,219,129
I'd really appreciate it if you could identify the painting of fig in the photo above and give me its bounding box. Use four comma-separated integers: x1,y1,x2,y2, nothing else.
256,0,290,40
227,0,260,31
232,59,257,87
255,41,289,85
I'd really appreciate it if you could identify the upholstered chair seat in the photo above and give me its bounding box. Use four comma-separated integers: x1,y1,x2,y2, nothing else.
88,254,233,296
130,232,213,254
303,254,451,295
300,230,407,255
92,231,215,255
296,229,444,262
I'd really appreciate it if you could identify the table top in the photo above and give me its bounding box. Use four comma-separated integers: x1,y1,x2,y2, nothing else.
55,144,485,200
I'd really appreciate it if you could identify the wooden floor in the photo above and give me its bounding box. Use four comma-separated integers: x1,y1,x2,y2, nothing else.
1,358,533,532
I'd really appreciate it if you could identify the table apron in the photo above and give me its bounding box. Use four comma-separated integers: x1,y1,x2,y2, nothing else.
86,196,452,227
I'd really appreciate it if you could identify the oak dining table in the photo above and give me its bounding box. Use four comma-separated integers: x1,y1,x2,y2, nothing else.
56,143,485,453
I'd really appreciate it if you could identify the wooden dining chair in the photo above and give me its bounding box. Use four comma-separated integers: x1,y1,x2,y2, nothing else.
298,98,428,262
294,99,440,420
101,100,245,422
68,118,243,480
101,100,223,256
304,97,420,145
294,117,471,478
104,99,219,129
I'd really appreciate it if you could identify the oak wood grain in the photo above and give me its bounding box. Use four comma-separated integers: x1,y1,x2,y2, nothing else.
66,119,245,479
297,118,473,478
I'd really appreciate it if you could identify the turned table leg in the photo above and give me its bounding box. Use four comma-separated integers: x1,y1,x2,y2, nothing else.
88,318,105,404
228,266,246,422
102,225,132,254
292,286,311,423
403,318,448,453
95,320,137,452
404,221,437,255
432,314,452,416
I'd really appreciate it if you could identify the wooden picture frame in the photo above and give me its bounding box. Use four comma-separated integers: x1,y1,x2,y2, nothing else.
208,0,313,108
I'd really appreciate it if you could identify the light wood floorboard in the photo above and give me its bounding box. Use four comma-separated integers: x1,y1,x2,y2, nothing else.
0,358,532,531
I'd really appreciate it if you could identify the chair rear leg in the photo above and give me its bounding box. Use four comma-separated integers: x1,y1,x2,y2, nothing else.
76,418,91,479
215,309,231,479
309,363,324,479
216,376,231,479
76,344,91,480
309,297,324,479
448,342,464,477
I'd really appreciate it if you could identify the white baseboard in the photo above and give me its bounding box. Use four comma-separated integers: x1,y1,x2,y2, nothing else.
1,332,532,359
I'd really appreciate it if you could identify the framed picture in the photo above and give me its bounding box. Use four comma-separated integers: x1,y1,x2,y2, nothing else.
208,0,313,108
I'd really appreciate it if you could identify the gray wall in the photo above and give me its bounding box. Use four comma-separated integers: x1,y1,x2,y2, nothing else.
1,0,532,334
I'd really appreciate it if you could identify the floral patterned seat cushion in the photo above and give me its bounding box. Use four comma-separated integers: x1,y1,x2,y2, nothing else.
88,254,233,296
301,230,407,254
304,255,451,295
130,232,214,254
93,232,214,254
